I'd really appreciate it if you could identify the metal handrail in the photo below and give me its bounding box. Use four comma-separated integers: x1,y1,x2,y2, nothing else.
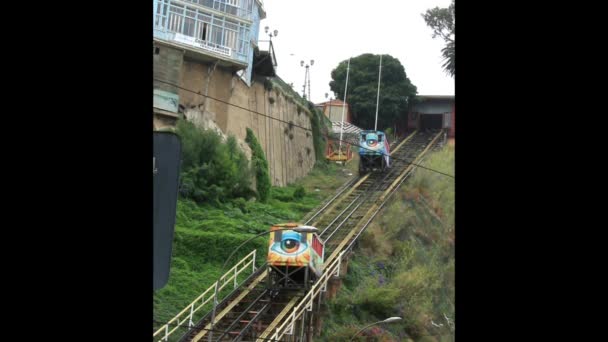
153,249,257,341
267,250,345,340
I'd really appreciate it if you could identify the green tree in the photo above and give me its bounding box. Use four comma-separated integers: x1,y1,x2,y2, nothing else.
329,54,417,131
422,0,455,77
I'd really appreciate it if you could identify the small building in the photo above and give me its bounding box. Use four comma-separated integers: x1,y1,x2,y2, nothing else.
315,99,362,162
406,95,455,138
316,99,352,123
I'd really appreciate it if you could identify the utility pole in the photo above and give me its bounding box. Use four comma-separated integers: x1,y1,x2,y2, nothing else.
374,54,383,131
338,58,351,160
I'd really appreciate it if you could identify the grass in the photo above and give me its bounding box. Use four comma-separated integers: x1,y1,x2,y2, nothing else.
153,162,354,337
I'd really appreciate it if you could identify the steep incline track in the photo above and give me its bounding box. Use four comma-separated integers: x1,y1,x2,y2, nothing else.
163,130,444,342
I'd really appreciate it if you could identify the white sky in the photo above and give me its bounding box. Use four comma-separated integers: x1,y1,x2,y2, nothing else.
258,0,454,104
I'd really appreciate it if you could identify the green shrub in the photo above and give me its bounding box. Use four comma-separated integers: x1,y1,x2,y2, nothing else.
293,185,306,200
270,187,293,202
245,128,271,202
309,102,328,167
175,119,253,204
263,78,273,91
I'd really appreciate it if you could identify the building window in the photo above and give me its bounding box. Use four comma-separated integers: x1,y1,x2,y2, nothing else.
225,0,239,15
168,4,184,32
183,17,196,36
224,30,236,50
197,22,208,40
211,25,223,46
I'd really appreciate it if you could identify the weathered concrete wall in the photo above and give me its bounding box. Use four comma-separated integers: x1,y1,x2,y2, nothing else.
153,44,184,131
324,104,351,123
153,45,184,96
178,58,316,186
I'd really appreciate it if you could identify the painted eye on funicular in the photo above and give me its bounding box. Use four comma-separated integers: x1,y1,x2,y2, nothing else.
271,231,308,255
281,239,300,253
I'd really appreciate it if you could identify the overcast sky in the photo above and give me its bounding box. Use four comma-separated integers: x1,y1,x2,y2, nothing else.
258,0,454,104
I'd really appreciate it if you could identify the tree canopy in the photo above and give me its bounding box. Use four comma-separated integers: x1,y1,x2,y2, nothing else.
422,0,455,77
329,54,417,131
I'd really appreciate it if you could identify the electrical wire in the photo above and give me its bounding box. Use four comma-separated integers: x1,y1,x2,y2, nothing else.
153,78,454,178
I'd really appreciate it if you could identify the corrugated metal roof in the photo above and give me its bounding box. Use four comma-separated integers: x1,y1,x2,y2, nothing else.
331,121,362,135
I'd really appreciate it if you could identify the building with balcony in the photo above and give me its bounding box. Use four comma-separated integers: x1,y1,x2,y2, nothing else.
153,0,268,127
153,0,265,73
152,1,317,187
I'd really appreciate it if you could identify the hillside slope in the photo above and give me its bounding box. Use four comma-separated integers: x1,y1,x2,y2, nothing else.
319,145,455,342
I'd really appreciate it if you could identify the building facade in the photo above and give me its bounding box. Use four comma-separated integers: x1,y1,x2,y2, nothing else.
316,99,352,123
406,95,455,138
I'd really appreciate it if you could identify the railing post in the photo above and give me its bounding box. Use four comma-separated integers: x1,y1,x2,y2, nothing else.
208,281,220,342
289,311,296,335
336,254,342,277
307,294,313,311
164,324,169,341
252,249,257,272
189,304,194,327
234,265,238,289
317,284,323,309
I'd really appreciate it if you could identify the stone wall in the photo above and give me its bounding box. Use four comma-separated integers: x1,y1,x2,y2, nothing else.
178,58,316,186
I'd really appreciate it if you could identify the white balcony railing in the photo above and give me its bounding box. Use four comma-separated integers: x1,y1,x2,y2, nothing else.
173,32,232,57
154,0,250,64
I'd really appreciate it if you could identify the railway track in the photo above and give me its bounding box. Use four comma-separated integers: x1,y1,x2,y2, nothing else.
316,130,439,259
158,129,444,342
259,130,444,342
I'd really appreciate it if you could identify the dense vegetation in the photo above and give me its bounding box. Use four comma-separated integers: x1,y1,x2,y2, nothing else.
245,127,271,202
319,145,455,342
176,120,254,204
308,101,330,166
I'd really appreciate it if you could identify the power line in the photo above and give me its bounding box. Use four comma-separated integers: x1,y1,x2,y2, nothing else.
154,78,312,132
394,153,455,178
153,78,454,178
